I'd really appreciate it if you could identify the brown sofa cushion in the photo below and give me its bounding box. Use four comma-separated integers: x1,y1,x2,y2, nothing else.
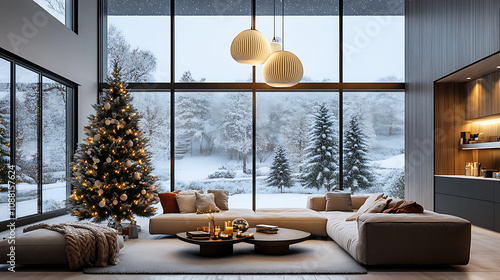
158,190,181,214
386,198,405,209
208,189,229,210
325,192,353,211
383,201,424,213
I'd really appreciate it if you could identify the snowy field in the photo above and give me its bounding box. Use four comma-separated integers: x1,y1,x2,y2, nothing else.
0,182,67,221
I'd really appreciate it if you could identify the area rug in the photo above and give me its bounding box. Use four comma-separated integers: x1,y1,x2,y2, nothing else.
84,237,367,274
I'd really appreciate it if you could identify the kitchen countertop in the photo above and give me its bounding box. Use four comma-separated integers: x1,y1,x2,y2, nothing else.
435,175,500,181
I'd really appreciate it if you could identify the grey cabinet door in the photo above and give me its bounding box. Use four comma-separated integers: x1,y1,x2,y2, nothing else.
461,181,495,202
435,177,461,195
435,193,462,217
460,197,495,231
495,204,500,232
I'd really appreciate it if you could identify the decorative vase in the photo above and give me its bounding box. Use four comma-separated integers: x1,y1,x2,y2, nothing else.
208,220,215,237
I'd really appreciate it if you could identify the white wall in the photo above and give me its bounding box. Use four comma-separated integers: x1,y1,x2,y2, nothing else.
0,0,98,142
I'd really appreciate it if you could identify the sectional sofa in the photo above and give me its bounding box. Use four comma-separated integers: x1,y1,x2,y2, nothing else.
149,194,471,266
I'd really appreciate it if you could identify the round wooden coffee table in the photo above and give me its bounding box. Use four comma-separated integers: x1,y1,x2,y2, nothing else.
176,232,250,257
245,228,311,255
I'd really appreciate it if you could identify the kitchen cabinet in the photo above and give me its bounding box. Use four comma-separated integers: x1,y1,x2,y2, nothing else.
435,176,500,232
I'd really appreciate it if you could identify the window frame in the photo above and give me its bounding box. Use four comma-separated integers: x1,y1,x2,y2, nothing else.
99,0,405,210
0,48,77,229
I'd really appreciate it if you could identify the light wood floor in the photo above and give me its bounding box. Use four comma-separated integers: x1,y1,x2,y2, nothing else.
1,213,500,280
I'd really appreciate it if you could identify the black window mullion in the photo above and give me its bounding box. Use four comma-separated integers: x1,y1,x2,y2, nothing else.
170,0,175,192
338,0,344,190
38,74,43,214
9,59,16,220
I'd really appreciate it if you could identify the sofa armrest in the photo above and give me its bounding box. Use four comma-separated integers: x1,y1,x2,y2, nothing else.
306,195,326,211
355,211,471,266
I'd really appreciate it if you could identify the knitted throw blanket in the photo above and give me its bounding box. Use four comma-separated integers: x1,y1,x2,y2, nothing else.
23,222,120,270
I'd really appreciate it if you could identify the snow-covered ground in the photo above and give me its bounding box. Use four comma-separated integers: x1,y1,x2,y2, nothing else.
0,182,67,221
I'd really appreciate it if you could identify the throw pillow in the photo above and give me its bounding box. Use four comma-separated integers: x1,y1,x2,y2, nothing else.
158,190,181,214
365,197,392,213
386,198,405,209
176,194,197,213
175,190,203,213
345,193,384,221
325,192,353,211
386,201,424,213
207,189,229,210
195,192,220,213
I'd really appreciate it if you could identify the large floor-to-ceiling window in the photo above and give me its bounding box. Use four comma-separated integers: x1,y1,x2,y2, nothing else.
0,52,75,226
102,0,405,209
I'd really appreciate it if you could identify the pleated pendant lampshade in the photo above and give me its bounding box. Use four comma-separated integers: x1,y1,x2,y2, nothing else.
263,50,303,87
230,29,272,65
270,41,282,53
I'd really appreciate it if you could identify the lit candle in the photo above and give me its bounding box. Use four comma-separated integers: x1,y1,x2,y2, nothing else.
225,221,233,235
215,226,221,234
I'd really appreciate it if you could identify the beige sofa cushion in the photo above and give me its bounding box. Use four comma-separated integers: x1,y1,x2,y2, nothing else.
306,195,327,211
325,192,352,211
321,211,360,260
346,193,384,221
307,194,369,212
195,192,220,213
208,189,229,210
365,197,391,213
254,208,328,236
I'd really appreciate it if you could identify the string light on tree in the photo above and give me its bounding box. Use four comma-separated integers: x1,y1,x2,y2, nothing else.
69,62,159,225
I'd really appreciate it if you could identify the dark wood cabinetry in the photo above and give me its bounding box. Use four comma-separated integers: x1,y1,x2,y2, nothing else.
435,176,500,232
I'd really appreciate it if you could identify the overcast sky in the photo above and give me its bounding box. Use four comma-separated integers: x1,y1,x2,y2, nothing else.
109,15,404,83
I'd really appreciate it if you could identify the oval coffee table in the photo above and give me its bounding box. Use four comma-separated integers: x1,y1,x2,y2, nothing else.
245,228,311,255
176,232,250,257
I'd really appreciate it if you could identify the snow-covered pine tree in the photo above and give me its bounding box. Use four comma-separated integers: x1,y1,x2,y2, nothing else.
266,146,294,193
343,115,374,194
177,71,211,156
69,63,159,224
301,104,339,191
0,97,9,187
387,168,404,199
218,92,252,173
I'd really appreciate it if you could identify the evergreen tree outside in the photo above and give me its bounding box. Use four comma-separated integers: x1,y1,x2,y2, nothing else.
266,146,293,193
301,104,339,191
387,169,405,199
176,71,210,156
218,92,252,173
69,63,159,224
343,115,374,194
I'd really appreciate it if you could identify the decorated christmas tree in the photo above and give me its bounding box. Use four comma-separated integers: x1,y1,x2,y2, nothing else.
302,104,340,191
69,63,159,224
343,115,374,194
266,146,293,193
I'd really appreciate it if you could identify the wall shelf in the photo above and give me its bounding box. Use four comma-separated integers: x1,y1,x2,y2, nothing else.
460,141,500,150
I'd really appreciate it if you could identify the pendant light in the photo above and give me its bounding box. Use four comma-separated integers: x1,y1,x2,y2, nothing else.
230,1,271,65
263,0,303,87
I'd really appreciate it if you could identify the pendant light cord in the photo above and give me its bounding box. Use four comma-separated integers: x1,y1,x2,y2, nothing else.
273,0,276,39
282,0,285,50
